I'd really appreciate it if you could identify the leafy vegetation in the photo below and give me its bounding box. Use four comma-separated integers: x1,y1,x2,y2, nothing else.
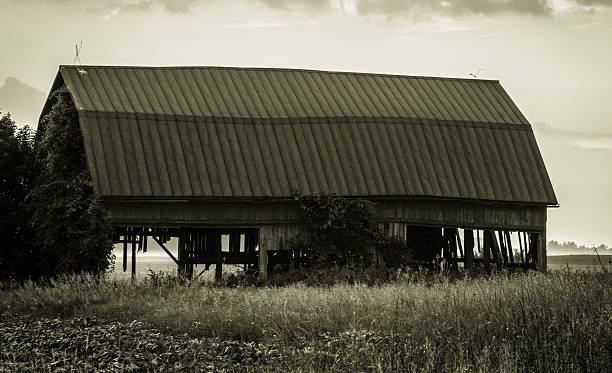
0,111,37,281
291,193,412,272
1,271,610,372
0,89,113,282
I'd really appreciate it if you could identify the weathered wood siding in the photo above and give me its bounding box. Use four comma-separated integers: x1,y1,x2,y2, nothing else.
106,198,547,232
260,225,304,251
378,223,408,240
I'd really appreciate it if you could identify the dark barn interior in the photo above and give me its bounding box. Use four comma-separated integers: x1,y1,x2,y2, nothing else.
40,65,558,280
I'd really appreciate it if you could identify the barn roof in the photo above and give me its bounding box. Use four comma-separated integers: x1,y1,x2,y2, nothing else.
49,65,557,205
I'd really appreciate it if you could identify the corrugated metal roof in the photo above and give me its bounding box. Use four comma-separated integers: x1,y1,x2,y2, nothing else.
52,65,556,205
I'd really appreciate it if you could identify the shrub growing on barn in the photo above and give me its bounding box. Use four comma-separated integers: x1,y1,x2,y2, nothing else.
290,193,413,278
26,88,113,279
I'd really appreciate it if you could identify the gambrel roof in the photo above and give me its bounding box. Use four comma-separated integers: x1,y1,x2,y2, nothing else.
43,65,557,205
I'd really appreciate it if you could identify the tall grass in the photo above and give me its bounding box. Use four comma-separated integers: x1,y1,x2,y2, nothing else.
1,271,611,372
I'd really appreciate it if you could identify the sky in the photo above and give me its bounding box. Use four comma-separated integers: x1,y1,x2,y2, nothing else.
1,0,611,246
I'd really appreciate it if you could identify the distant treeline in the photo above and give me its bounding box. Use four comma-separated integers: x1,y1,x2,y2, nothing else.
548,240,611,255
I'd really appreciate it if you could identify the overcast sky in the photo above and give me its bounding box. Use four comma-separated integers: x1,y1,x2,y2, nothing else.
1,0,611,246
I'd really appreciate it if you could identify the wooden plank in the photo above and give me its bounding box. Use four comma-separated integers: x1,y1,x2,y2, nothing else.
215,237,223,281
178,232,185,277
517,231,524,264
489,230,502,268
105,199,548,232
152,236,179,265
536,231,547,271
483,230,491,271
505,231,514,264
455,229,463,258
131,235,136,279
498,231,508,264
122,233,127,272
258,229,267,283
229,233,240,254
444,228,456,271
463,229,475,269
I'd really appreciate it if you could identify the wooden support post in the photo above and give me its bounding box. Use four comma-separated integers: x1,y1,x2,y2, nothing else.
122,236,127,273
186,233,194,280
505,232,514,264
527,233,535,265
131,236,136,280
152,236,180,265
455,229,463,258
498,231,508,265
178,232,186,279
483,230,491,271
229,233,240,254
464,229,475,270
489,231,502,268
518,232,525,265
445,228,457,271
258,231,267,284
536,231,547,271
215,233,223,281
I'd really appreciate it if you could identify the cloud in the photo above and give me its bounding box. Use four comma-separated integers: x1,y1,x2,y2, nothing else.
25,0,612,16
0,77,46,127
101,8,121,20
533,122,612,151
572,139,612,150
355,0,553,17
36,0,198,13
257,0,331,11
576,0,612,6
534,122,612,138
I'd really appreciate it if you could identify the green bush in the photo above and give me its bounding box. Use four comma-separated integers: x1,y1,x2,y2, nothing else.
0,88,113,281
286,193,414,285
0,112,37,281
27,87,114,278
292,193,382,269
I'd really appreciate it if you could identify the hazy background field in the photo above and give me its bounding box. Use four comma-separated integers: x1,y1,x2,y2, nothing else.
111,246,612,280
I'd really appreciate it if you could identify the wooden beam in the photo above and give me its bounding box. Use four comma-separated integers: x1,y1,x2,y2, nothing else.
178,233,185,278
483,230,491,271
122,234,127,272
131,235,136,280
215,233,223,281
518,232,525,265
229,233,240,254
498,231,508,265
536,231,547,271
455,229,463,258
445,228,457,271
258,230,267,283
152,236,179,265
464,229,475,270
488,231,502,268
505,231,514,265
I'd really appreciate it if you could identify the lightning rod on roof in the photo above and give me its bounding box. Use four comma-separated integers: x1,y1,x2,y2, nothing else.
469,68,485,78
73,41,87,75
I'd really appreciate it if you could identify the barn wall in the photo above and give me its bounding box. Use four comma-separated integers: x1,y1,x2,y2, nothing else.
105,199,547,232
376,200,547,231
260,225,304,251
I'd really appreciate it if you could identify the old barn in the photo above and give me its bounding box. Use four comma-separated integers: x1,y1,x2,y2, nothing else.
40,65,557,280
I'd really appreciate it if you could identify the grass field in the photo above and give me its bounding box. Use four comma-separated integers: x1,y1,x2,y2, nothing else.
1,270,611,372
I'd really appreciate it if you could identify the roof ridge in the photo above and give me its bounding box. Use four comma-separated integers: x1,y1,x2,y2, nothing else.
59,64,500,83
